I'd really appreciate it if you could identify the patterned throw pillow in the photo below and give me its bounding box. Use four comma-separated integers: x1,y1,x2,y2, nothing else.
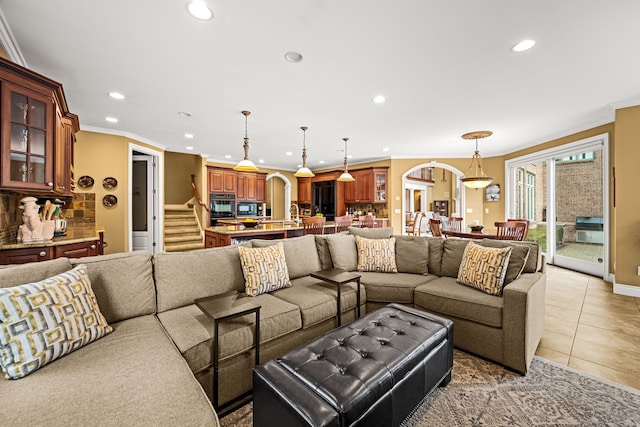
0,264,113,379
355,236,398,273
238,242,292,297
457,241,512,296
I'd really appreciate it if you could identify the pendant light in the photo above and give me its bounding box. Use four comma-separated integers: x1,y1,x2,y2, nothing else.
233,110,259,172
337,137,355,182
294,126,314,177
460,130,493,189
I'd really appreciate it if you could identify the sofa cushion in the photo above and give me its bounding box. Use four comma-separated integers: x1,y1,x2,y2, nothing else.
440,238,470,278
0,257,73,287
0,264,112,379
355,236,398,273
252,234,321,279
358,272,436,303
314,235,335,270
272,276,365,329
71,251,155,323
427,237,444,276
239,242,291,297
158,293,301,373
326,233,357,271
394,235,429,274
348,226,393,239
457,242,512,296
478,239,531,284
414,277,504,328
0,315,218,426
154,246,246,313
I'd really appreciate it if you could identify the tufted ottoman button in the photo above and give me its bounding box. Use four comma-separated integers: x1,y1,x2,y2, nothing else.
378,339,387,346
360,351,368,358
316,353,324,360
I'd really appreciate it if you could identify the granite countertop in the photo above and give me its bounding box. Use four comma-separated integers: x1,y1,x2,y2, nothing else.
207,221,337,235
0,226,104,250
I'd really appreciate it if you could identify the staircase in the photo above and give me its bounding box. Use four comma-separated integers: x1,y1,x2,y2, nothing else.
164,207,204,252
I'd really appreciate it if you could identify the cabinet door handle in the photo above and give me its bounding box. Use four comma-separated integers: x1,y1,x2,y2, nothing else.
47,182,53,187
90,244,96,250
39,251,47,257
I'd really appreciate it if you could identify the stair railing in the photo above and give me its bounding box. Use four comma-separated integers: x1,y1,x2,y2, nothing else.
191,174,209,212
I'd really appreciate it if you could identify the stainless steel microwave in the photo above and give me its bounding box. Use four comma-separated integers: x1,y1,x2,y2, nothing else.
237,202,257,216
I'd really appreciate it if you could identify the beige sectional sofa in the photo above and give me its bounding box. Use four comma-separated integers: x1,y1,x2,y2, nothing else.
0,228,545,425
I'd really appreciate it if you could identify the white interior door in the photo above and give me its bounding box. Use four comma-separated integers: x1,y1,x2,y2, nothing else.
132,155,155,252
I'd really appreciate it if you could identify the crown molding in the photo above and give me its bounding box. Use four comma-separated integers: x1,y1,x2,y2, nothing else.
80,125,167,151
0,7,27,67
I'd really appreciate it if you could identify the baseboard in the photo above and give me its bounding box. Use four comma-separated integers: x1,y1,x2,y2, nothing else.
612,279,640,297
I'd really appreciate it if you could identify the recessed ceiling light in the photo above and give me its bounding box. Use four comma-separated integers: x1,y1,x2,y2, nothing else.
284,51,303,63
184,133,194,139
297,164,302,168
187,0,213,20
178,111,192,117
224,155,231,159
108,92,125,100
105,117,118,123
319,160,325,164
347,155,353,159
511,39,536,52
186,146,194,151
285,151,293,156
372,95,386,104
382,147,390,152
258,159,265,164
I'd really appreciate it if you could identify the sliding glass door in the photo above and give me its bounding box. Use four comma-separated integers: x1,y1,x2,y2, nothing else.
505,134,609,278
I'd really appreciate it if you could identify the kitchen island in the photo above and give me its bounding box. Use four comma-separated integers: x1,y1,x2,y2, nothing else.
205,222,334,248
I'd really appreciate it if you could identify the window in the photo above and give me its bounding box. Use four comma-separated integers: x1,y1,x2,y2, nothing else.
557,152,594,163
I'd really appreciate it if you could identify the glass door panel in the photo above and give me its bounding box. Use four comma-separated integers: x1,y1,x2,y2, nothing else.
511,161,547,252
553,149,605,276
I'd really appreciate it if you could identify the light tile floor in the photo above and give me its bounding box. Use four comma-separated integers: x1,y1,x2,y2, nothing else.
535,265,640,390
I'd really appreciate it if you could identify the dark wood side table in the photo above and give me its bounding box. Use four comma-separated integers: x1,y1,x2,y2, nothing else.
195,291,261,415
310,269,362,326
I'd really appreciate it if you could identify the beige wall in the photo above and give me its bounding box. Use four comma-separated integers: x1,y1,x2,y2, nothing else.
164,152,201,204
74,130,163,254
613,107,639,287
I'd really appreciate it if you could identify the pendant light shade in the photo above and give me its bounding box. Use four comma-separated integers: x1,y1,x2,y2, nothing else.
233,110,259,172
294,126,315,177
460,130,494,189
337,137,355,182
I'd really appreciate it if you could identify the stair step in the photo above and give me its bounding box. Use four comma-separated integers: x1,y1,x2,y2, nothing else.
165,213,196,220
165,242,205,252
164,219,199,227
165,208,192,213
165,234,202,244
165,225,200,234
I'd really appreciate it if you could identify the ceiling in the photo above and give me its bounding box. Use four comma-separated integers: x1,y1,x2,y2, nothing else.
1,0,640,172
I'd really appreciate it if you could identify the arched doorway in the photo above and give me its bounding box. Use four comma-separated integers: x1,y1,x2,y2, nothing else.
265,173,293,220
401,162,465,234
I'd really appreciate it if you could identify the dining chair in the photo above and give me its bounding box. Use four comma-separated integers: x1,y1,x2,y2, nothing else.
358,214,376,228
302,216,326,235
407,212,424,236
507,218,530,239
495,221,528,241
405,212,416,234
429,218,443,237
334,215,353,233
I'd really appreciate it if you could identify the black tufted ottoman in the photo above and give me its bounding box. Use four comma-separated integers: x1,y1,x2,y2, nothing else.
253,304,453,426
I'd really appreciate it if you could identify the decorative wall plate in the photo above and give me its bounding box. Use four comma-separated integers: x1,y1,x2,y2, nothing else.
103,177,118,190
103,194,118,207
77,175,94,189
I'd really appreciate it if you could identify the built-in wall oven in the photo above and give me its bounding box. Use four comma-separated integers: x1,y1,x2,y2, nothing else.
237,201,257,217
210,193,235,226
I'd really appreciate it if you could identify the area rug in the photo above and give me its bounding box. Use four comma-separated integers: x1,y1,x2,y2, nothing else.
219,350,640,426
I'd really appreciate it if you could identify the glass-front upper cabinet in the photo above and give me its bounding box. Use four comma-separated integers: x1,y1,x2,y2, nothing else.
373,168,387,203
1,81,54,191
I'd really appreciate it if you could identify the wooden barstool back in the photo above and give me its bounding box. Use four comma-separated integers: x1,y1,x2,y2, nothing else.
358,214,376,228
334,215,353,233
302,216,326,235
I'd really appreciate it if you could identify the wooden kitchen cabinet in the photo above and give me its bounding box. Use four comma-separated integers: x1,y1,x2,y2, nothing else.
54,241,99,258
344,167,388,204
208,167,236,194
0,246,52,264
256,173,266,203
297,177,312,204
0,57,78,195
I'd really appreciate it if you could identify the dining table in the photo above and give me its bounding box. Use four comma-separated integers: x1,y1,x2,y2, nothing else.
441,229,503,240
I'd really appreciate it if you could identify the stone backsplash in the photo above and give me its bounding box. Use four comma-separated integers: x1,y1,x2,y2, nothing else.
0,192,96,245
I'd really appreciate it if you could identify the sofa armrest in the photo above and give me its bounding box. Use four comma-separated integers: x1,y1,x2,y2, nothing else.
501,271,546,373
